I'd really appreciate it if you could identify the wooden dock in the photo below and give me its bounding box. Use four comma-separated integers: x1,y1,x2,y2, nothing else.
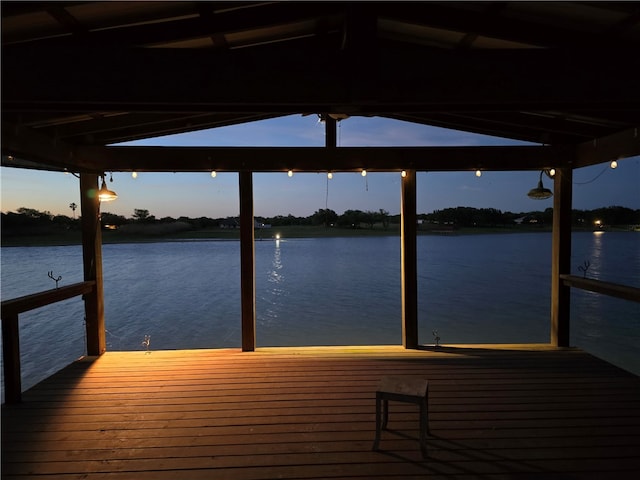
3,345,640,479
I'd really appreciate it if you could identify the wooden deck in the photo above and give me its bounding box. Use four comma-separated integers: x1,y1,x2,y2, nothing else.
2,345,640,479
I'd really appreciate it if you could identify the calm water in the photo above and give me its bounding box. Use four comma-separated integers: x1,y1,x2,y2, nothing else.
1,232,639,398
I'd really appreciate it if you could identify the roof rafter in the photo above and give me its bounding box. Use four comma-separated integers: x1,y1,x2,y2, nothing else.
3,45,638,118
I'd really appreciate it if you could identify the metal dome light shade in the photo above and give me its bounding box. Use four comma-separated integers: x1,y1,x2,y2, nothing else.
527,170,553,200
98,175,118,202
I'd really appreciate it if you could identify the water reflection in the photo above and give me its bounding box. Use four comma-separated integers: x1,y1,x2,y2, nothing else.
262,239,286,326
270,239,284,285
589,230,604,278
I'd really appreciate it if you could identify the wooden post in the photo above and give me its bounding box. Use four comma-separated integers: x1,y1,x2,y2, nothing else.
2,313,22,403
551,167,572,347
239,171,256,351
80,173,106,356
325,115,337,148
401,170,419,348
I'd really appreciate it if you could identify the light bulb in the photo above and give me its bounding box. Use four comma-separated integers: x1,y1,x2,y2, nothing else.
132,171,138,179
401,170,407,178
211,170,217,178
288,170,293,177
361,169,367,177
610,160,618,169
475,169,482,177
327,172,333,179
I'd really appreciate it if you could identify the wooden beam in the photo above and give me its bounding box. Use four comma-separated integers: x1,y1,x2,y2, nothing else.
575,127,640,168
1,282,96,317
401,170,418,349
550,167,572,347
80,173,106,356
560,275,640,303
1,122,81,171
74,145,571,173
239,171,256,352
3,46,638,113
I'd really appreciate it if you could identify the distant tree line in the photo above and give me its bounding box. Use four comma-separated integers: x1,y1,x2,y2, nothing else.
2,205,639,236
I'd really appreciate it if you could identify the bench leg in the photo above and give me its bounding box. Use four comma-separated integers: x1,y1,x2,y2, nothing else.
419,399,429,458
373,393,382,451
381,399,389,429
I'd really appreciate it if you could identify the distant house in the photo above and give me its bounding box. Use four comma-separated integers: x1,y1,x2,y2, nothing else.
219,218,239,229
255,219,272,229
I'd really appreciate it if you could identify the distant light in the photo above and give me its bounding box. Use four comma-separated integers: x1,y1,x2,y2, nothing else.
361,169,367,177
475,169,482,177
327,172,333,179
401,170,407,178
132,171,138,179
275,233,281,239
610,160,618,169
288,170,293,177
211,170,217,178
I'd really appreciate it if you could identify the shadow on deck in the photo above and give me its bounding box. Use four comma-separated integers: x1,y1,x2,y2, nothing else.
2,345,640,479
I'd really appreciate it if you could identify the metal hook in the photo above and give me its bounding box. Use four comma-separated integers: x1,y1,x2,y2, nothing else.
48,271,62,289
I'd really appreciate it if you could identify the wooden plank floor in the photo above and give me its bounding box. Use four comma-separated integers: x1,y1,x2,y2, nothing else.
3,345,640,479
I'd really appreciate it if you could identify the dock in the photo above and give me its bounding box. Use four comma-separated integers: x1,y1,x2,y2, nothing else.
2,345,640,479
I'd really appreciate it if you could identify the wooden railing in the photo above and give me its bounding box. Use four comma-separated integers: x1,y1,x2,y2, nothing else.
560,274,640,303
1,281,95,404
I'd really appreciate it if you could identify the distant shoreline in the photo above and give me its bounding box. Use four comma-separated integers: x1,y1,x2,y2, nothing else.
2,224,637,248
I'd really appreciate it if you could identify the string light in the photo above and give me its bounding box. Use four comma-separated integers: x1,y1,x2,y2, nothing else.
132,171,138,179
610,160,618,169
211,170,217,178
475,169,482,177
288,170,294,177
401,170,407,178
327,172,333,179
361,169,367,177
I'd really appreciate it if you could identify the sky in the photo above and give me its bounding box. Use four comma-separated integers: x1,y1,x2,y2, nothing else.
1,115,639,219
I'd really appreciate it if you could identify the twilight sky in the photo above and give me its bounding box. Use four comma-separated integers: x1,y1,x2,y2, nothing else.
2,115,639,219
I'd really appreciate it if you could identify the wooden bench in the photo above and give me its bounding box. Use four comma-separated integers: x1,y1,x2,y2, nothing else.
372,375,430,457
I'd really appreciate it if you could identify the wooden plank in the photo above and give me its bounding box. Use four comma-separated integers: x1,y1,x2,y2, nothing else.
3,347,639,480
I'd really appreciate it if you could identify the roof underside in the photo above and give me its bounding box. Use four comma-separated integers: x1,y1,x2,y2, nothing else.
2,1,640,173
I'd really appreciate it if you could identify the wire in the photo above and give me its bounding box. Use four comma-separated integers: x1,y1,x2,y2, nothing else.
573,165,609,185
325,174,329,210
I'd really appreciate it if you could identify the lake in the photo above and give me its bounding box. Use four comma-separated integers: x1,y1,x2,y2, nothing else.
1,231,639,398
